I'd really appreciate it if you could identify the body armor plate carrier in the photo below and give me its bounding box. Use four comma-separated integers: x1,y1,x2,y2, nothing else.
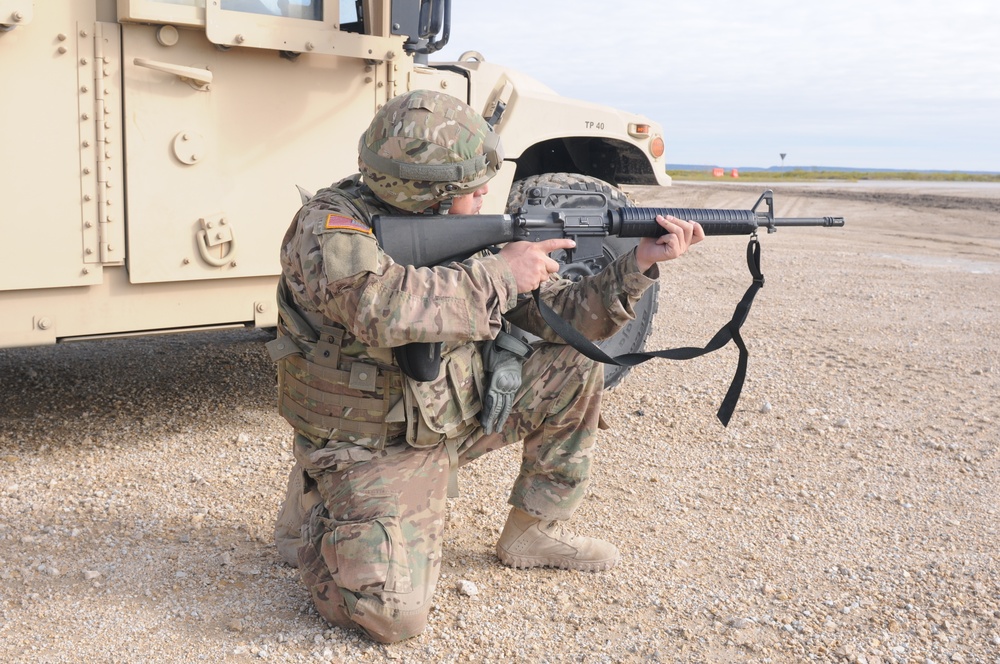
268,280,404,449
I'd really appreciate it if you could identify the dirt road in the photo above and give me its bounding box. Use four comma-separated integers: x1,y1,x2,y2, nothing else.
2,181,998,663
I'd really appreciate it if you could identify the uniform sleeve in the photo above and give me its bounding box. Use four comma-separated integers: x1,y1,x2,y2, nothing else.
504,247,658,343
281,200,521,347
327,251,519,347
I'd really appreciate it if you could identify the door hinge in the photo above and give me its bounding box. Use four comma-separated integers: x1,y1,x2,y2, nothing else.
79,21,123,266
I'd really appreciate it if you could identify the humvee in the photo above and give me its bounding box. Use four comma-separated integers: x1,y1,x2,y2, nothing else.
1,0,669,386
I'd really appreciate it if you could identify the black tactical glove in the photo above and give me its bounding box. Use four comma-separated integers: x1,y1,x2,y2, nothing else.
479,331,533,434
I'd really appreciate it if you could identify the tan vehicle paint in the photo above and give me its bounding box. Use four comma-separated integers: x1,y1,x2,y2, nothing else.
0,0,669,348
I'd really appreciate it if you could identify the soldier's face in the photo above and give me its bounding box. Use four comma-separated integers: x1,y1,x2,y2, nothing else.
448,183,489,215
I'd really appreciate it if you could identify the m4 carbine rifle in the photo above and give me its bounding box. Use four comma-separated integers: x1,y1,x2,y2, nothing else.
372,188,844,426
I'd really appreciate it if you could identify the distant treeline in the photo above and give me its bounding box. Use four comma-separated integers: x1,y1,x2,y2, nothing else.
668,169,1000,183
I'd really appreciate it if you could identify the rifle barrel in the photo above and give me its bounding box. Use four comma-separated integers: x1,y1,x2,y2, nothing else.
772,216,845,227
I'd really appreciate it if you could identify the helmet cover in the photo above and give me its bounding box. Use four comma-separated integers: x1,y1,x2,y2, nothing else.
358,90,504,212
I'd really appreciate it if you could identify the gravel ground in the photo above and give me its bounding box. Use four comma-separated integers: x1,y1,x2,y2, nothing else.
1,181,998,663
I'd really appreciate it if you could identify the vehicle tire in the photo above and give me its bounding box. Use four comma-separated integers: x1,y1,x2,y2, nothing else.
505,172,660,389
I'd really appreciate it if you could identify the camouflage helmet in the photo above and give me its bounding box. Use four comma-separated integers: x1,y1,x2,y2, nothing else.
358,89,504,212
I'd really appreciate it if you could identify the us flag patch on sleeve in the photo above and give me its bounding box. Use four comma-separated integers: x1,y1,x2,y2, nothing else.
324,214,372,234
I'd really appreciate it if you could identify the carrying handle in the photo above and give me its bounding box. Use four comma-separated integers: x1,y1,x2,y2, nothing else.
134,58,213,90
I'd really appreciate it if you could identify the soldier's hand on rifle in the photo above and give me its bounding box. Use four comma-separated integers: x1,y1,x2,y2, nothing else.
500,238,578,293
636,215,705,272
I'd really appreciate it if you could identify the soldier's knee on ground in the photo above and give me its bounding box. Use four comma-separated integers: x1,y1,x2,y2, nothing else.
298,502,433,643
339,594,429,644
304,583,429,644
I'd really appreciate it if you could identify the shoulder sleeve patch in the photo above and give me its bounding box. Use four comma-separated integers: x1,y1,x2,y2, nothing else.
320,229,381,282
324,214,372,234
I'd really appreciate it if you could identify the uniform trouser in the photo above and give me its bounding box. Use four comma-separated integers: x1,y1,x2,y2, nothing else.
293,343,603,643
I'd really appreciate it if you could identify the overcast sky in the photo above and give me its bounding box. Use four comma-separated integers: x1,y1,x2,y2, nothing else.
435,1,1000,172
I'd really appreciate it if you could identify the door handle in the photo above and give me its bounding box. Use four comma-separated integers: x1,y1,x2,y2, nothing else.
133,58,212,90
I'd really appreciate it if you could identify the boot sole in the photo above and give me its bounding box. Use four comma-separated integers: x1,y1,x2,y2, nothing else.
496,545,619,573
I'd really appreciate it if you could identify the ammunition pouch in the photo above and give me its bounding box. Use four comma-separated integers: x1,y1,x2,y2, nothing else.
402,342,484,448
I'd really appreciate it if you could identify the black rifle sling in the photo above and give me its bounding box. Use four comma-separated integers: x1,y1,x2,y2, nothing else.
532,236,765,427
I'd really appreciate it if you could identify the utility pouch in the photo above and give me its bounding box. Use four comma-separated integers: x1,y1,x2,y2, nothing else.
403,343,484,448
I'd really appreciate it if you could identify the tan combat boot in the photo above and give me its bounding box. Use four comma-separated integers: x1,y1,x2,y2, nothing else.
496,507,620,572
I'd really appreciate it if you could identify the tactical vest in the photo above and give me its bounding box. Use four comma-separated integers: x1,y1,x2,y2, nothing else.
271,177,484,456
267,279,405,450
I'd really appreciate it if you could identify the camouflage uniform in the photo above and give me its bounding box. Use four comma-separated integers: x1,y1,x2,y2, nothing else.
272,90,658,643
274,176,657,642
